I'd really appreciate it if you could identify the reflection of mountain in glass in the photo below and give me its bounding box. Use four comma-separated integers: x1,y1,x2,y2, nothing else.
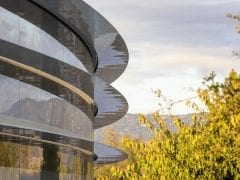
0,0,129,173
1,98,92,139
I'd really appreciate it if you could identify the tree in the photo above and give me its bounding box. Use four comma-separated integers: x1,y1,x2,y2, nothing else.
227,13,240,57
95,70,240,179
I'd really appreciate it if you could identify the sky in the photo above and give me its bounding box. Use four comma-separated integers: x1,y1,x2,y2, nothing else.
85,0,240,114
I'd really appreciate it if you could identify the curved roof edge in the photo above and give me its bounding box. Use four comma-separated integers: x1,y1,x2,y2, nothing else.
94,77,129,129
94,142,127,165
30,0,129,83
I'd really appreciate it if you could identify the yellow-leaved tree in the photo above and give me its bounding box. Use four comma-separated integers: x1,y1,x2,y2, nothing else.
96,70,240,179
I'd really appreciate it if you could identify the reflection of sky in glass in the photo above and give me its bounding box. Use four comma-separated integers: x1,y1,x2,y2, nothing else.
95,33,126,68
95,77,123,114
0,7,86,71
94,76,128,128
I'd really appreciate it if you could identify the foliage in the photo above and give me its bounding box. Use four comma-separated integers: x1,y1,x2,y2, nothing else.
95,70,240,179
0,142,19,167
227,13,240,57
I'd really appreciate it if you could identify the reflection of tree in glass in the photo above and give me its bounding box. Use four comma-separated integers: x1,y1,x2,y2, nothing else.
0,142,19,167
40,145,60,179
58,153,82,179
72,156,82,178
20,145,29,169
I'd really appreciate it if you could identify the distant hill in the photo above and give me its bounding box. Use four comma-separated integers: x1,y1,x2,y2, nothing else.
94,113,193,143
1,98,194,143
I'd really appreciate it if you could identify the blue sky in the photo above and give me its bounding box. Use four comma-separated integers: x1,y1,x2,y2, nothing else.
85,0,240,114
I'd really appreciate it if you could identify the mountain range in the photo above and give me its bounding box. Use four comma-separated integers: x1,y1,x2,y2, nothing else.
94,113,193,143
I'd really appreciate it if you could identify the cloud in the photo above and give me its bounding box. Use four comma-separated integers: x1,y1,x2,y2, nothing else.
86,0,240,47
123,43,239,75
113,43,239,114
85,0,240,114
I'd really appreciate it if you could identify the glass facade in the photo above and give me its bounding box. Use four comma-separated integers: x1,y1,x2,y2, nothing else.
0,7,87,72
0,141,93,180
32,0,129,83
0,0,129,179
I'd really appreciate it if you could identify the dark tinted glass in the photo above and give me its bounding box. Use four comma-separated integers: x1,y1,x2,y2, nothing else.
0,1,95,72
32,0,129,83
0,74,93,140
0,140,93,179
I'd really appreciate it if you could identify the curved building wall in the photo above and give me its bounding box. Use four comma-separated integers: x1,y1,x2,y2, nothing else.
0,7,87,72
0,141,93,179
0,0,95,72
31,0,129,83
0,0,129,179
0,75,93,140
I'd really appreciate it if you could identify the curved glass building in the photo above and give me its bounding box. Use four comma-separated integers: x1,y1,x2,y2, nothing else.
0,0,128,179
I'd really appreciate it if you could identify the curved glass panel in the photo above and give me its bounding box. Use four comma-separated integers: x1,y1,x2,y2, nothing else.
0,0,129,169
0,39,94,99
94,142,127,165
0,1,95,72
94,78,128,129
0,140,93,179
32,0,129,83
0,75,93,140
0,124,94,153
0,61,94,118
0,39,127,129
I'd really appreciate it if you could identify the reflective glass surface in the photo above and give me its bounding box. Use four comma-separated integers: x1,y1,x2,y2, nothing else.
0,1,95,72
0,39,94,99
94,142,127,165
0,140,93,180
0,39,128,129
0,124,128,166
0,124,94,153
0,75,93,140
0,62,94,119
0,0,129,167
32,0,129,83
94,77,128,129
